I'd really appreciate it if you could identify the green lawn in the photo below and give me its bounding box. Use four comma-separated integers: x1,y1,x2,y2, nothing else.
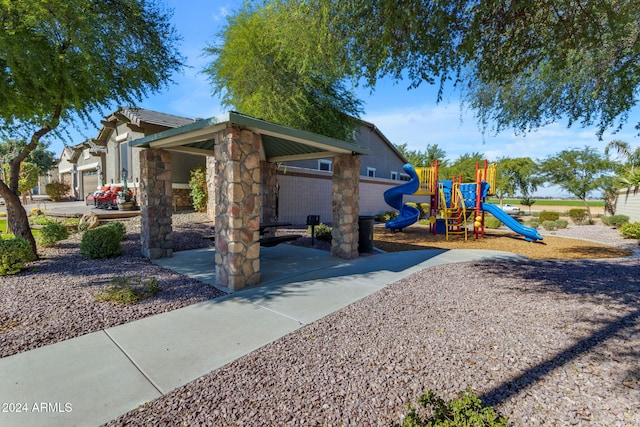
485,199,605,207
0,219,41,240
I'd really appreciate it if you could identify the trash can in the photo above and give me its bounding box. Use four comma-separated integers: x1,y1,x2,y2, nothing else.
358,215,375,253
435,218,446,234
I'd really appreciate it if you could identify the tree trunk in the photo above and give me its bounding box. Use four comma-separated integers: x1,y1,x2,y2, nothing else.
582,198,593,224
0,185,38,258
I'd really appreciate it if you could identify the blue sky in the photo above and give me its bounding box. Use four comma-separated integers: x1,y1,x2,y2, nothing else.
53,0,639,196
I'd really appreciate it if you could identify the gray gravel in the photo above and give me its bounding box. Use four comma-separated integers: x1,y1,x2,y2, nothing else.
2,217,639,426
103,225,639,427
0,212,224,358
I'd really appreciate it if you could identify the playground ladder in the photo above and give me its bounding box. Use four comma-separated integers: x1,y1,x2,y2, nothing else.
438,181,468,241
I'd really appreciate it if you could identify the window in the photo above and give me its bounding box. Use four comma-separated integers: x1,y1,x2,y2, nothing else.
367,167,376,178
318,159,332,171
119,142,129,180
390,171,399,180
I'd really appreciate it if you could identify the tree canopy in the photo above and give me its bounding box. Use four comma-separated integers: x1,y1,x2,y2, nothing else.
227,0,639,139
203,2,362,141
0,0,184,254
539,146,614,221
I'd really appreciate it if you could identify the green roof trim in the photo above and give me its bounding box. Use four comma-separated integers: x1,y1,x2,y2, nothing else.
130,111,370,160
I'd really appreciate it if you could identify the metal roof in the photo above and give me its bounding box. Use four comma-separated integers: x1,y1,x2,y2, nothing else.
130,111,370,161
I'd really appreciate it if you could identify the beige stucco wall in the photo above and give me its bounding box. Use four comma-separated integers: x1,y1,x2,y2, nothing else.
615,187,640,222
276,165,431,224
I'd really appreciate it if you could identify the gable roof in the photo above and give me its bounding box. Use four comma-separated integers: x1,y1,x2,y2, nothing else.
96,106,195,143
131,111,370,161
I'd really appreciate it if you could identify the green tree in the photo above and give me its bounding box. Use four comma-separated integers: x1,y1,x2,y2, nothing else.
539,147,614,223
203,2,362,141
394,143,447,168
270,0,640,138
0,0,183,256
1,139,56,202
497,157,542,214
605,140,640,187
442,152,485,182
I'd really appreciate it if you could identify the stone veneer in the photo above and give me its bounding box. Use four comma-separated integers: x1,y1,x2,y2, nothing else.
260,161,278,237
139,149,173,259
331,154,360,259
214,127,261,291
172,188,192,211
206,155,216,221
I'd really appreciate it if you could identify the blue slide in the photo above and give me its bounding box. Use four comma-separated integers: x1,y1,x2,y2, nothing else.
384,164,420,231
481,203,543,242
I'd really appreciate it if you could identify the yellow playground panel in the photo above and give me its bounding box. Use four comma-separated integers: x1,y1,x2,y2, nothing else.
414,165,438,196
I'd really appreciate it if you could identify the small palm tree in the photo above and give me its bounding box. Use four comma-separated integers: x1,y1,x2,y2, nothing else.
606,140,640,187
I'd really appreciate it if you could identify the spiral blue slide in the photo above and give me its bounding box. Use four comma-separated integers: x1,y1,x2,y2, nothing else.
481,203,543,242
384,164,421,231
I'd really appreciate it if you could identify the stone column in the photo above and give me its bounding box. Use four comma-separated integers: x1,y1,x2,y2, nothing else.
140,149,173,259
331,154,360,259
214,127,261,291
260,161,278,237
206,155,216,222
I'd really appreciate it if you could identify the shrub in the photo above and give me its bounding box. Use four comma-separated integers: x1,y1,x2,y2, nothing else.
620,222,640,240
80,226,123,259
539,211,560,222
394,388,509,427
484,216,502,229
0,237,37,275
308,223,332,242
105,221,127,241
554,219,569,229
568,208,588,225
601,215,629,228
37,221,69,247
525,219,540,229
542,220,556,231
30,207,45,217
31,215,56,226
376,211,398,223
96,276,160,304
189,166,208,212
45,181,71,202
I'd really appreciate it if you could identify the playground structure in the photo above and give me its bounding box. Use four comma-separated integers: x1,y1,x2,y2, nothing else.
383,161,543,242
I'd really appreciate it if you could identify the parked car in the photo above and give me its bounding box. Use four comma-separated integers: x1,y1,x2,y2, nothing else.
502,204,520,215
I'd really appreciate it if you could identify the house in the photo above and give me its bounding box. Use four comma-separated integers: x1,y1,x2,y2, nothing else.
615,186,640,222
55,107,204,209
275,119,414,224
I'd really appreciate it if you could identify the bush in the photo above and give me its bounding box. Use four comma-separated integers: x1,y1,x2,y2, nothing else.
554,219,569,229
105,221,127,241
37,221,69,247
568,208,588,225
525,219,540,229
620,222,640,240
45,181,71,202
31,215,56,226
189,167,208,212
542,220,556,231
539,211,560,222
0,237,37,275
394,388,508,427
95,276,160,304
601,215,629,228
376,211,399,223
484,216,502,229
308,223,332,242
80,226,123,259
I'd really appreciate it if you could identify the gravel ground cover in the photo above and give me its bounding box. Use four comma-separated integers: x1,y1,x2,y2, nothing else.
2,213,639,426
103,222,638,426
0,212,223,358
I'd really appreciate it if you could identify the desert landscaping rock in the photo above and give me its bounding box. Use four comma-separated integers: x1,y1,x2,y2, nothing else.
2,213,639,426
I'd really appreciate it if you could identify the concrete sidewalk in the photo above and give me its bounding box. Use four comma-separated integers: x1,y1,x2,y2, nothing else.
0,245,525,427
